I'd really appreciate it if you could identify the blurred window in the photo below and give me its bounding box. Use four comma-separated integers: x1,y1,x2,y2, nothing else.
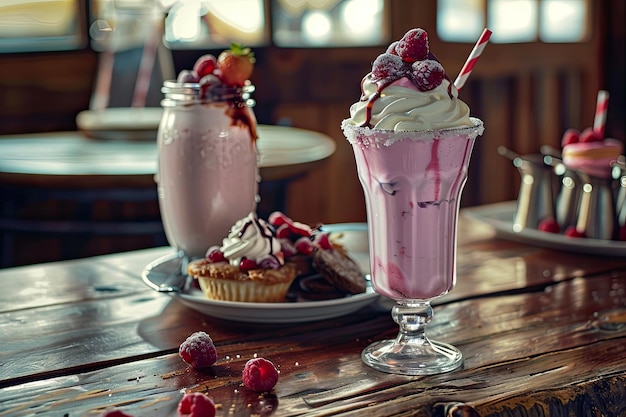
437,0,589,43
271,0,388,47
0,0,84,52
1,0,389,53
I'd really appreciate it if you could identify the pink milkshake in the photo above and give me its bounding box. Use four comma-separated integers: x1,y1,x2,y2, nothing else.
156,47,258,259
342,27,485,375
157,88,258,258
344,123,480,300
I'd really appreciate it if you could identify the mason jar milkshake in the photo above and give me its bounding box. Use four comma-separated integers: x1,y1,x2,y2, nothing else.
156,47,258,259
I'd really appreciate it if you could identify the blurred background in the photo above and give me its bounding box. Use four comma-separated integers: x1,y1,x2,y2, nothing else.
0,0,624,267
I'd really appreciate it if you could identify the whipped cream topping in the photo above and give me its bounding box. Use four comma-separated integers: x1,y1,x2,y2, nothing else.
220,212,283,266
346,75,473,132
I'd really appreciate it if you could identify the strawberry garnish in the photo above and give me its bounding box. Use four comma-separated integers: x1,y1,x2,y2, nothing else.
217,43,255,87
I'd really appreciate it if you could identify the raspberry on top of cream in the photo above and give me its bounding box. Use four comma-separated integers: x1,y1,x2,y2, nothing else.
344,28,473,132
220,212,284,268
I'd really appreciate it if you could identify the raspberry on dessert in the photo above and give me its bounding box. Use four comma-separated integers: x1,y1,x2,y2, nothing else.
242,357,279,392
239,258,258,271
268,211,291,227
395,28,429,62
295,236,315,255
258,256,282,269
538,218,560,233
179,331,218,369
314,232,333,250
371,53,408,80
193,54,217,78
409,59,445,91
177,392,216,417
177,69,199,84
206,247,226,263
386,40,399,55
579,127,603,143
561,128,580,147
287,220,313,237
275,223,292,239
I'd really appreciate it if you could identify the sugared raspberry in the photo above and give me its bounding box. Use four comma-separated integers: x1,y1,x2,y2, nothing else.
314,232,333,250
275,223,293,239
240,258,258,271
564,226,586,238
561,128,580,147
371,53,408,80
395,28,429,62
179,332,218,369
295,236,314,255
579,127,602,143
193,54,217,78
268,211,292,227
101,410,133,417
287,220,313,237
409,59,445,91
242,358,279,392
538,218,560,233
386,41,399,55
258,256,281,270
206,247,226,263
177,392,216,417
177,69,199,84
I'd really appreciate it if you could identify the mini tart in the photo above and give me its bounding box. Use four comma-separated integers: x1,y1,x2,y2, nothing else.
187,259,297,303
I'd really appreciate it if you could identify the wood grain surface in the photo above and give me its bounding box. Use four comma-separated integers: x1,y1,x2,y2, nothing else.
1,216,625,416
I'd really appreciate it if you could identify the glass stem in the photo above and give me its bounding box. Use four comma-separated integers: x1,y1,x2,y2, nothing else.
392,301,433,345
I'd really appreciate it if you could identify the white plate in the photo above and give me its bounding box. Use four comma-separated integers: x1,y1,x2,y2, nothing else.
463,201,626,256
141,224,379,323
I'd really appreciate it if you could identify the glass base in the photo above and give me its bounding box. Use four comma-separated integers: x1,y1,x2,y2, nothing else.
362,338,463,375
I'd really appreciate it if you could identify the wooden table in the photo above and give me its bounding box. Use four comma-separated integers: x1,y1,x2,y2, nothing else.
1,212,625,416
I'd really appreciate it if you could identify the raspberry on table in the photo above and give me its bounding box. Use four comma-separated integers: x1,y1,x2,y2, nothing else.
371,53,408,80
409,59,445,91
242,357,279,392
179,331,218,369
395,28,429,62
177,392,216,417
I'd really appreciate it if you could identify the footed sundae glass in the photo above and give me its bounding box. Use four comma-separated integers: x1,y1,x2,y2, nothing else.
342,119,483,375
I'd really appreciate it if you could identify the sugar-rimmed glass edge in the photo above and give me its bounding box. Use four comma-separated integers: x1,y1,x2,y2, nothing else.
341,117,484,147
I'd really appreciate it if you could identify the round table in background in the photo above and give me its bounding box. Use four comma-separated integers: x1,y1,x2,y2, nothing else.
0,124,336,267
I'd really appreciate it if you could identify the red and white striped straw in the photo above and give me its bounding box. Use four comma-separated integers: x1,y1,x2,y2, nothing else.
454,28,492,92
593,90,609,137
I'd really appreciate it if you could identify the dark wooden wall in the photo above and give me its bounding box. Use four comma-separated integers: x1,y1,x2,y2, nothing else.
0,0,623,266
